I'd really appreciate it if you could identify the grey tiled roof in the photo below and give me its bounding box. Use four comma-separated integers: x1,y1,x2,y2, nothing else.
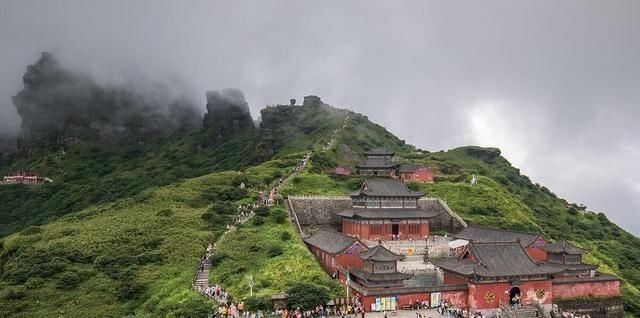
364,147,395,156
542,239,588,255
337,208,439,219
360,245,405,262
454,225,541,247
431,241,563,278
304,229,362,255
353,178,425,197
551,263,597,272
350,269,413,282
398,164,420,173
356,158,397,168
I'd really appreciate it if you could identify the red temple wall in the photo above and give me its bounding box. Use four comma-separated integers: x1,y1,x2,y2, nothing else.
552,279,620,299
308,244,366,275
444,273,467,285
342,221,429,241
526,247,548,262
355,290,467,312
442,290,468,308
335,252,365,270
395,292,430,308
468,280,552,310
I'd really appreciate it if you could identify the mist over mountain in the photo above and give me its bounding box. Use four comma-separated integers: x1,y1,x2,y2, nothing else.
203,88,255,145
13,53,201,153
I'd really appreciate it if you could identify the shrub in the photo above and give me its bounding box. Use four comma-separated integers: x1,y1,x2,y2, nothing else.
253,217,265,226
24,277,45,288
209,253,226,267
273,209,288,224
255,206,270,217
286,282,331,310
244,295,272,311
21,226,43,235
56,271,81,290
280,231,292,241
2,287,25,300
117,281,145,300
267,245,283,257
156,209,174,217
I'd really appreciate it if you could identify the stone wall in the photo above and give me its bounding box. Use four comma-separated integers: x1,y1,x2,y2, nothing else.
553,296,624,318
288,196,352,226
287,196,467,234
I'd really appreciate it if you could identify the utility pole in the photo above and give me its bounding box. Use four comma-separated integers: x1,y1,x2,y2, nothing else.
248,275,254,297
345,270,350,302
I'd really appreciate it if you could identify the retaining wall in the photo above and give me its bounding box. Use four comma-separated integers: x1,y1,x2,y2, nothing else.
287,196,466,234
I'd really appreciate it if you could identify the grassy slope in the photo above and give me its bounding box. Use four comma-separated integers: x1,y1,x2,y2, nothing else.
0,171,245,317
0,131,257,237
208,205,342,300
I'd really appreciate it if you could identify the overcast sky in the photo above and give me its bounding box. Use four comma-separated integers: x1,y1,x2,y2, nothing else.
1,1,639,236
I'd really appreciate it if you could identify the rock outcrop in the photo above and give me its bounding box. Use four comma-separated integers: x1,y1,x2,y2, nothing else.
12,52,200,152
202,89,255,144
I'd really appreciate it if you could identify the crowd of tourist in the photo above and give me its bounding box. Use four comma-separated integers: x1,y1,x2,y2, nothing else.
215,301,267,318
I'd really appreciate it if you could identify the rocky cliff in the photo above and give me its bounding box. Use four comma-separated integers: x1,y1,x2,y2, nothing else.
13,53,200,153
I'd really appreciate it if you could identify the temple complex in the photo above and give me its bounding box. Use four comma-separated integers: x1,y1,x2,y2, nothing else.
337,178,439,240
300,147,622,316
301,178,623,316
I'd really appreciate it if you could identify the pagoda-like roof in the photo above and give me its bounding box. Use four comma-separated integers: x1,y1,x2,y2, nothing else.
304,229,364,255
360,244,405,262
454,225,541,248
364,147,395,156
431,241,563,279
356,158,397,169
337,208,439,219
542,239,588,255
350,269,412,282
349,178,424,198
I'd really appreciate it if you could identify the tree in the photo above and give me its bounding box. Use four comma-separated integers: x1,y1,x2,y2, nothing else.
244,295,271,311
286,282,331,310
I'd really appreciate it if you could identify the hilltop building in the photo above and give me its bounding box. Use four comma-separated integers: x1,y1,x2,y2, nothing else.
398,164,434,183
304,229,367,276
542,239,597,277
338,178,439,241
356,148,398,177
331,167,352,176
351,245,412,288
454,225,548,261
353,147,434,183
2,170,50,185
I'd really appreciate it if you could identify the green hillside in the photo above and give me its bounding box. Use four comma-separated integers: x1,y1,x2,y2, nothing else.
0,102,639,317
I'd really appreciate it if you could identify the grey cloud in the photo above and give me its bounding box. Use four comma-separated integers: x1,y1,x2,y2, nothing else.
1,0,639,235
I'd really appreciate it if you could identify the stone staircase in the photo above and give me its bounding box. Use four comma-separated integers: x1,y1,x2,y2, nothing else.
194,260,211,289
501,305,538,318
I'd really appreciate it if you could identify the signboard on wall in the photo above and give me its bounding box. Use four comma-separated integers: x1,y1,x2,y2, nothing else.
372,296,397,311
430,292,441,308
